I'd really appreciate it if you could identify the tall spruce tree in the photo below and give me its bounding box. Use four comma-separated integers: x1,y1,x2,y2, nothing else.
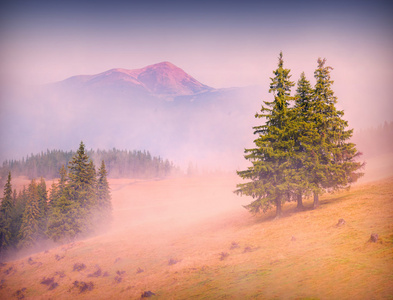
11,187,28,248
37,177,48,234
47,165,81,242
68,143,96,207
18,179,41,249
290,72,315,209
309,58,364,207
68,142,97,233
0,172,14,253
235,52,295,218
95,160,112,230
48,182,58,211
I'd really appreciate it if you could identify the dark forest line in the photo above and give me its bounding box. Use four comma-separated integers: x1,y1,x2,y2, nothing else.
0,148,179,185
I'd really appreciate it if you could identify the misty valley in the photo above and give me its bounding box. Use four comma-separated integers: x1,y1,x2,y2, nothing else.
0,56,392,299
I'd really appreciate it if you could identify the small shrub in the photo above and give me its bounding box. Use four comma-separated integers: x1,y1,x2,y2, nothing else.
369,233,379,243
48,282,59,290
88,266,102,277
41,277,59,290
73,263,86,272
114,270,125,283
230,242,240,250
136,267,144,274
168,258,180,265
141,290,156,298
336,218,346,227
73,281,94,293
243,246,252,253
55,271,66,278
41,277,54,285
4,266,14,275
219,252,229,261
114,257,121,264
14,287,26,300
55,254,65,261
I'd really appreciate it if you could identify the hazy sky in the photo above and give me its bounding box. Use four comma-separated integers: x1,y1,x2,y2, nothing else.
0,0,392,132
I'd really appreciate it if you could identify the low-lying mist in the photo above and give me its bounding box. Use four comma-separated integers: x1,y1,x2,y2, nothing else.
0,83,262,172
108,175,249,238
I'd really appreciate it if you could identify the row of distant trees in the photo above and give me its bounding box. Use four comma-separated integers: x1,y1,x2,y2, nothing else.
0,148,177,184
236,53,364,217
352,121,393,158
0,142,112,258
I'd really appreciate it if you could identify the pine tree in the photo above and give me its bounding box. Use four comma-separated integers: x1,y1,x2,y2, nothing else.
87,159,97,208
0,172,14,253
58,164,68,195
11,187,28,247
46,188,81,243
47,165,67,211
48,182,58,211
68,142,97,233
47,143,98,242
47,165,81,242
235,52,295,218
68,142,96,209
95,160,112,230
37,177,48,234
18,179,41,249
290,72,315,209
309,58,364,207
12,189,17,205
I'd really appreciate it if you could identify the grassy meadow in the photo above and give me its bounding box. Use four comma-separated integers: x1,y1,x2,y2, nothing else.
0,174,392,299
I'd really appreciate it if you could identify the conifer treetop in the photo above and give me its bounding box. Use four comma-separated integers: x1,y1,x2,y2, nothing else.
1,172,13,218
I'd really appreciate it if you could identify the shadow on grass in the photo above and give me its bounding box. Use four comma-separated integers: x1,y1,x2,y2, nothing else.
248,192,355,225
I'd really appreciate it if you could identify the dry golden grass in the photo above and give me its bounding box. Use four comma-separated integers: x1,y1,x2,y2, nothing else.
0,174,392,299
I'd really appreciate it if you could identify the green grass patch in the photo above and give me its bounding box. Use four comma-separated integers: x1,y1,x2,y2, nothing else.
236,268,272,284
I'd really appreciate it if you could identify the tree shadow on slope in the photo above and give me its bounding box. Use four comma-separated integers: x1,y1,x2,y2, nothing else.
249,192,355,225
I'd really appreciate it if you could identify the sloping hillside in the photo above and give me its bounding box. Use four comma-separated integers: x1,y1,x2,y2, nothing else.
0,175,392,299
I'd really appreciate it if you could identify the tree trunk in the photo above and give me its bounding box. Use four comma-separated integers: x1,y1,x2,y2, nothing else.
313,192,319,209
296,193,304,210
275,199,282,219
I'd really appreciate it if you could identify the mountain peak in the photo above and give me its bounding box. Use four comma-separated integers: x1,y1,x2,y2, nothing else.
136,62,212,96
152,61,177,68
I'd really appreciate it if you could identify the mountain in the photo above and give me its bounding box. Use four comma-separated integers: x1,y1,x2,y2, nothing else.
56,61,214,98
1,62,265,171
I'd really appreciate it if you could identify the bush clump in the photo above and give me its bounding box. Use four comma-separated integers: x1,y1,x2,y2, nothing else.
230,242,240,250
73,281,94,293
219,252,229,261
87,265,102,277
73,263,86,272
40,277,59,290
168,258,180,265
141,290,156,298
